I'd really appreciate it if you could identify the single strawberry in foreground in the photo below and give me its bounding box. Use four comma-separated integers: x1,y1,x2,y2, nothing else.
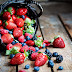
10,53,25,65
13,28,23,38
53,35,65,48
1,34,13,44
35,53,48,66
25,40,35,46
7,7,15,15
16,8,27,16
3,12,11,20
14,18,24,27
5,20,17,30
31,52,38,60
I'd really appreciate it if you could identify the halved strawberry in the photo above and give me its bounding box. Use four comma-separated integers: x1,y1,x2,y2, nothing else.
16,8,27,16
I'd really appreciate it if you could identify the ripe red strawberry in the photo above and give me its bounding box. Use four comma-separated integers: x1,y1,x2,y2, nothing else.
24,33,32,39
28,47,35,52
13,28,23,38
7,7,15,15
1,29,8,34
3,12,11,20
18,70,26,72
18,35,24,43
20,26,24,30
35,53,48,66
25,40,34,46
53,36,65,48
0,26,4,30
14,18,24,27
14,43,22,48
5,20,17,30
12,15,17,20
0,20,2,26
20,45,28,52
31,52,38,60
16,8,27,16
6,43,13,50
10,53,25,65
1,34,13,44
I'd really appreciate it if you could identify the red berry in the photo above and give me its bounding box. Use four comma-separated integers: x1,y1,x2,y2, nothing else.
0,26,4,30
0,20,2,26
20,45,28,52
35,53,48,66
14,18,24,27
16,8,27,16
15,43,22,48
18,70,26,72
1,34,13,44
12,15,17,20
10,53,25,65
25,40,34,46
13,28,23,38
6,44,13,50
18,35,24,43
53,37,65,48
31,52,38,60
3,12,11,20
28,47,35,52
1,29,8,34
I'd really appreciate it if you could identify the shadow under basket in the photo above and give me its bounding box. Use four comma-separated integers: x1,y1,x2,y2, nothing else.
0,0,43,52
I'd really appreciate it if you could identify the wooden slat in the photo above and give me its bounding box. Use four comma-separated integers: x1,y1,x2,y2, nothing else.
39,15,72,72
59,14,72,40
18,27,51,72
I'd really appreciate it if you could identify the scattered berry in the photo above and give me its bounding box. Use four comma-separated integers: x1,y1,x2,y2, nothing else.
58,66,63,70
25,64,30,69
35,47,39,52
22,15,25,19
53,52,58,57
26,36,30,40
34,66,40,71
0,20,2,26
1,29,8,34
21,43,26,47
12,41,16,45
18,70,26,72
10,54,15,59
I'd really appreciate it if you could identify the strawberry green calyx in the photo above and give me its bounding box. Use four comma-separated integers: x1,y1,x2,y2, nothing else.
5,21,8,26
31,19,36,24
25,18,31,24
54,35,60,40
38,52,42,53
23,30,26,35
49,39,54,43
4,9,7,12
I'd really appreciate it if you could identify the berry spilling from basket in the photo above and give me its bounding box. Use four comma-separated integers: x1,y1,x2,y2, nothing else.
0,6,65,71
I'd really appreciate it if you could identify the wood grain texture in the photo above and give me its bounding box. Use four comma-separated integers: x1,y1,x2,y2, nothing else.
39,15,72,72
59,14,72,40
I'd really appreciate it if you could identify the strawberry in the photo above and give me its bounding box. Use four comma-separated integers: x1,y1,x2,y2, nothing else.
12,15,17,20
18,70,26,72
14,18,24,27
13,28,23,38
1,34,13,44
53,36,65,48
1,29,8,34
16,8,27,16
10,53,25,65
21,26,24,30
3,12,11,20
6,43,13,50
35,53,48,66
25,40,35,46
20,45,28,52
7,7,15,15
18,35,24,43
0,20,2,26
28,47,35,52
0,26,4,30
14,43,22,48
5,20,17,30
31,52,38,60
24,33,32,39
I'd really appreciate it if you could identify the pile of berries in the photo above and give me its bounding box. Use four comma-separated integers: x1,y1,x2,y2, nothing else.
0,6,65,72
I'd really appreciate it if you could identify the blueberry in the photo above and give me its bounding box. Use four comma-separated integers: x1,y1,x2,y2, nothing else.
58,66,63,70
35,47,39,52
25,64,30,69
45,49,50,53
56,55,63,63
34,66,40,71
26,36,30,40
5,29,9,32
42,43,46,48
12,41,16,45
21,43,26,46
24,39,26,42
21,15,25,19
47,52,53,58
48,60,54,68
10,54,15,59
53,52,58,57
9,31,12,34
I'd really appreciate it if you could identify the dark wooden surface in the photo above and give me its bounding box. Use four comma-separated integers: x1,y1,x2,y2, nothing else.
0,2,72,72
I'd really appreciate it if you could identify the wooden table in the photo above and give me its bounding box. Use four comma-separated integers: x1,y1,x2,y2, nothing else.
0,2,72,72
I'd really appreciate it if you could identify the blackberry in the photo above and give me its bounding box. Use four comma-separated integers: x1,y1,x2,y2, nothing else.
47,52,53,58
56,55,63,63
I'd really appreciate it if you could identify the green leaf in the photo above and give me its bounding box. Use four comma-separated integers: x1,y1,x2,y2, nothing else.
38,52,42,53
54,35,60,40
23,30,26,35
49,39,54,43
6,50,11,55
31,19,36,24
0,11,3,16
